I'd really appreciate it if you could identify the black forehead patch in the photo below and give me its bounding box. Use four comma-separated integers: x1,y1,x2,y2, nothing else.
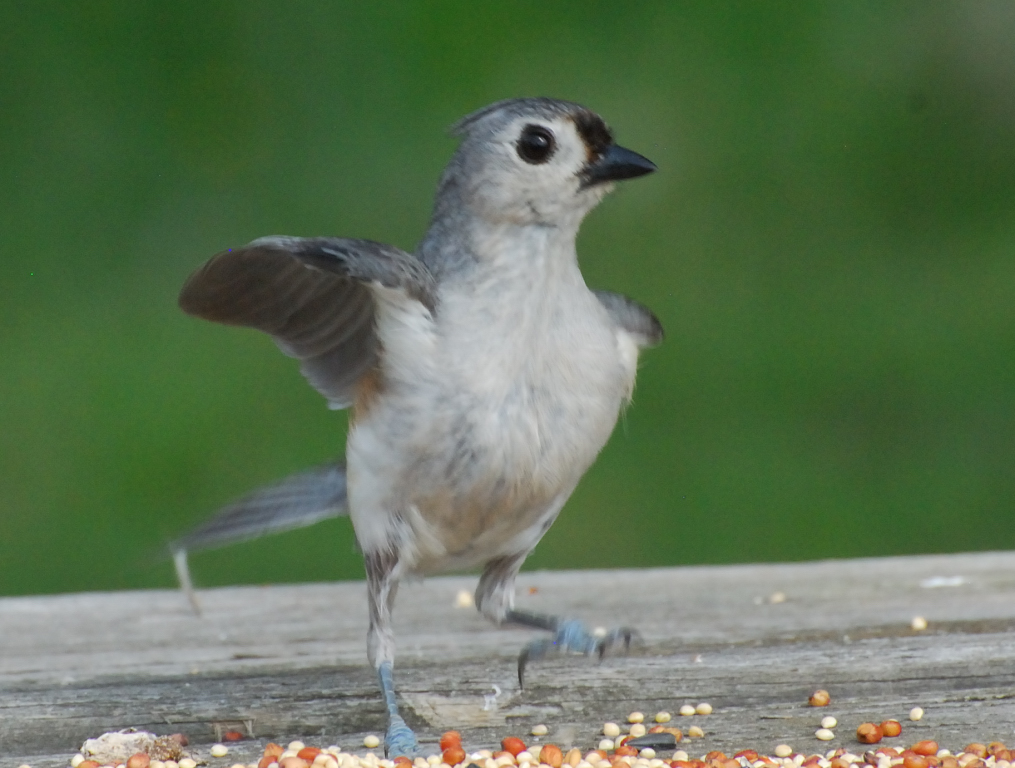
571,110,613,158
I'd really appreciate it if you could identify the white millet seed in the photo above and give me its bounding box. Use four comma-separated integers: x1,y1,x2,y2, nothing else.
179,760,197,768
598,740,615,752
640,750,657,760
911,616,928,631
672,753,689,762
288,743,306,753
688,726,704,739
815,729,834,741
531,724,549,736
604,723,622,738
909,707,924,721
679,705,696,717
363,736,380,749
210,745,229,758
72,756,86,768
628,712,645,724
630,724,647,738
516,754,534,763
655,712,672,724
775,746,794,759
596,762,612,768
695,703,713,716
821,717,838,729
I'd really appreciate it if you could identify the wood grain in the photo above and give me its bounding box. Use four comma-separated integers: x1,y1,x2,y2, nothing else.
4,552,1015,767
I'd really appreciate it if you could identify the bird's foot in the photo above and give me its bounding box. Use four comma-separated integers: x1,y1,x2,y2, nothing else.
516,618,637,686
384,713,419,758
377,661,419,757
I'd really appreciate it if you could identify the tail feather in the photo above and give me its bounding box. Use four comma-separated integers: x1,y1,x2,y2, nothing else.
171,462,349,614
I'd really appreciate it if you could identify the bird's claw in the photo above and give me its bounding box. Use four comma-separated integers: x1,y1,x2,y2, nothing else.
517,619,638,686
384,713,419,758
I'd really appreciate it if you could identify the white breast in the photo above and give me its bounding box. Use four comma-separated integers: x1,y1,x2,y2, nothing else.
347,226,639,573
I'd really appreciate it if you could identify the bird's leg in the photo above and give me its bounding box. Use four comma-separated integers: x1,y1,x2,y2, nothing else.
365,550,418,757
475,556,637,688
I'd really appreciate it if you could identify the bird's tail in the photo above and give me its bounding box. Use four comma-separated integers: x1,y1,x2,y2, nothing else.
171,462,349,614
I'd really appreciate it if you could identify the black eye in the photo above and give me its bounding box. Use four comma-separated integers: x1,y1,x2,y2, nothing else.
516,124,556,164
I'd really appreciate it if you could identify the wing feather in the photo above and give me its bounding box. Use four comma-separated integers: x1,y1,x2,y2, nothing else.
179,236,436,408
593,289,664,348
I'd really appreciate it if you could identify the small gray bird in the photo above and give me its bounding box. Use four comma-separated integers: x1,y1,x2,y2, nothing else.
174,97,662,756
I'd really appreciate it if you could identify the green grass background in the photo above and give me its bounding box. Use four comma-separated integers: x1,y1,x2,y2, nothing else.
2,2,1014,596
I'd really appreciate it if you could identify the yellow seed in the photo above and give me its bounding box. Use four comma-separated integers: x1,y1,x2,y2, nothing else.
363,736,380,749
688,726,704,738
911,616,928,631
775,746,793,759
531,724,549,736
672,753,688,763
289,744,306,753
211,745,229,759
598,740,615,752
815,729,834,741
654,712,671,724
695,703,712,716
821,717,837,729
180,761,197,768
679,705,695,717
629,725,647,738
909,707,924,721
604,723,621,738
639,751,656,760
628,712,645,724
72,757,86,768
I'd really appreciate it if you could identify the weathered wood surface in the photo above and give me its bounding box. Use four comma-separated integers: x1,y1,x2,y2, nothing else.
3,552,1015,768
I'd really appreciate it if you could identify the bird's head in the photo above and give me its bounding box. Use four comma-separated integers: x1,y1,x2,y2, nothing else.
437,98,656,231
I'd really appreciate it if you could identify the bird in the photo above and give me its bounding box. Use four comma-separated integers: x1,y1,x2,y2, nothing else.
174,97,662,756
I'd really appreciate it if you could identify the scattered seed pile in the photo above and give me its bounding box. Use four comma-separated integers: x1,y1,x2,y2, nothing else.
26,690,1015,768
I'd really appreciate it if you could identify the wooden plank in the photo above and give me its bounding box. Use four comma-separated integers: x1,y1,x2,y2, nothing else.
3,552,1015,767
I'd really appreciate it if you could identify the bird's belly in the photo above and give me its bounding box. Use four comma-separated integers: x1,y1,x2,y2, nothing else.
348,311,631,574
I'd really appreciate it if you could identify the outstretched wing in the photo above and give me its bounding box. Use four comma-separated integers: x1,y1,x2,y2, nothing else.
593,290,664,348
179,236,437,408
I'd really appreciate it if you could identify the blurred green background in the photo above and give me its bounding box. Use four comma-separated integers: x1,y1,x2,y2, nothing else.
2,2,1014,597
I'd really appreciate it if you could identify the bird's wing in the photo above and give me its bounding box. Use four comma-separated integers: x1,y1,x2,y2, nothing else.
179,236,437,408
593,290,664,348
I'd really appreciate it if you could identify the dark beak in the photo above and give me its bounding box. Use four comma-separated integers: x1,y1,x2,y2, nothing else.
581,144,657,188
